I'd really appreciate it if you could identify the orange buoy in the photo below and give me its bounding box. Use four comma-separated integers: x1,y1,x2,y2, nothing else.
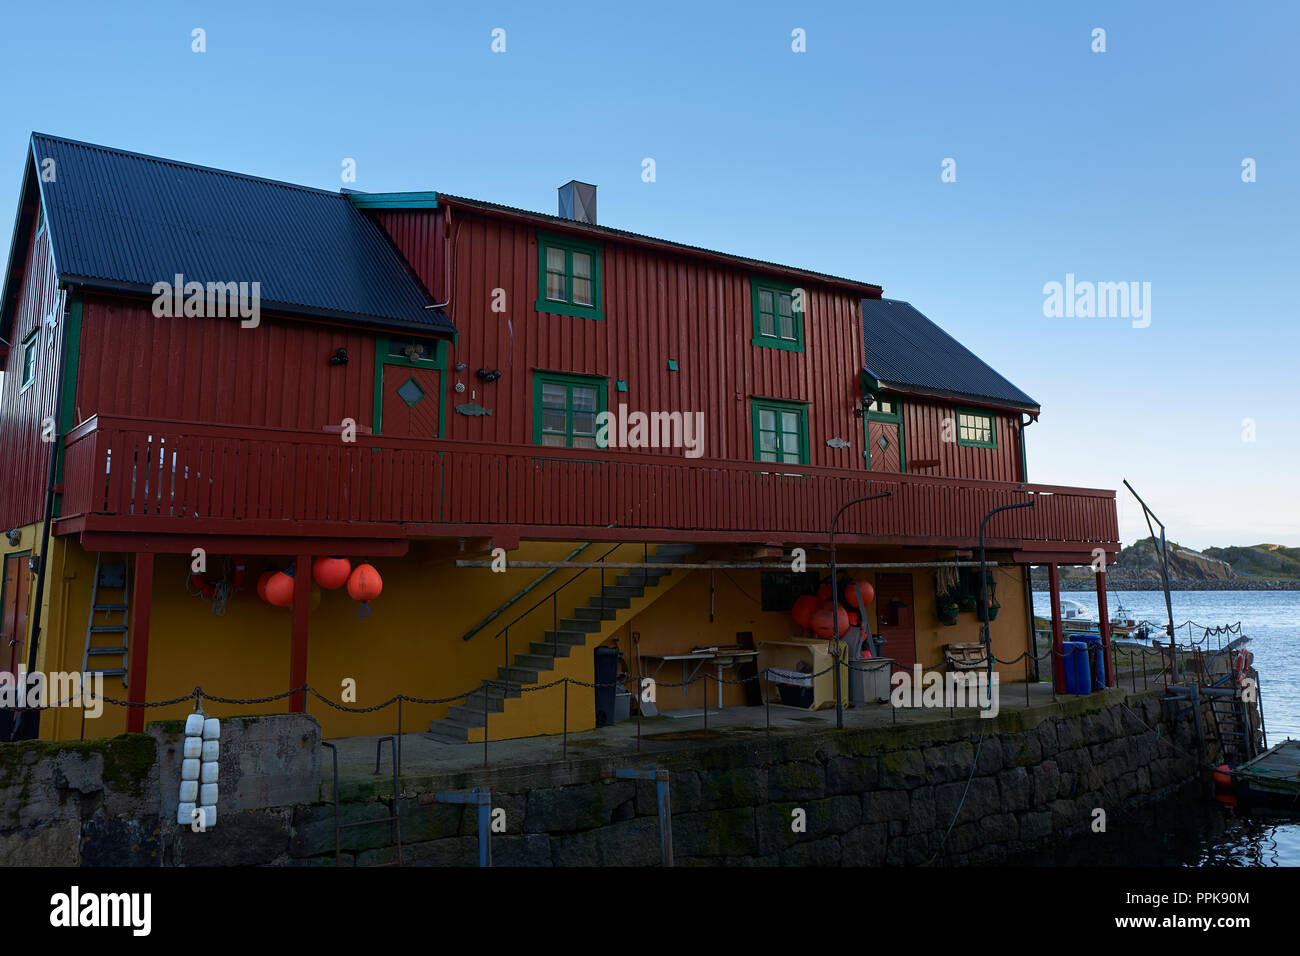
256,570,275,603
816,582,833,601
791,594,820,630
265,570,295,608
312,555,352,590
842,577,875,609
347,564,383,602
1213,764,1232,789
810,602,851,639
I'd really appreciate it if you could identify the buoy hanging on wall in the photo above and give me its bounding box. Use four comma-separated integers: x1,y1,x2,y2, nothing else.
256,569,276,603
312,555,352,590
265,567,295,608
347,563,383,617
791,594,820,630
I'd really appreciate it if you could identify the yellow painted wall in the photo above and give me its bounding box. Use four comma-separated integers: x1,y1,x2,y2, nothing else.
39,539,669,740
33,537,1037,742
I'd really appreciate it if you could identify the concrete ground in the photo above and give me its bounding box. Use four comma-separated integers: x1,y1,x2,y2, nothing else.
320,669,1168,800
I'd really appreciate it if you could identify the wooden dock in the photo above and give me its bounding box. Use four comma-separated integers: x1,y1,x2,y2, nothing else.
1233,738,1300,810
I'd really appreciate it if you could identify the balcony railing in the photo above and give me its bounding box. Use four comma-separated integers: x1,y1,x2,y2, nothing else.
59,415,1119,549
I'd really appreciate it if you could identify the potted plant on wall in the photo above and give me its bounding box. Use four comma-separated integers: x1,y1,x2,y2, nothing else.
938,592,960,626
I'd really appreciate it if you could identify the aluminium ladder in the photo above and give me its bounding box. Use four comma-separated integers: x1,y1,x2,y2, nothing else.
81,554,130,685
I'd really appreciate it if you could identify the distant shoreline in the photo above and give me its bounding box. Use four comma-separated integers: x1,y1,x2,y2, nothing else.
1030,580,1300,592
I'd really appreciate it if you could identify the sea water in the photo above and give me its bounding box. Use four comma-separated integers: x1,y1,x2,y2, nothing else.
1025,589,1299,866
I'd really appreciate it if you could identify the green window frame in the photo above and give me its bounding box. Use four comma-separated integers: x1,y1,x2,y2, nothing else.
536,232,603,321
751,398,809,464
533,370,607,448
956,408,997,449
751,279,805,352
865,395,900,421
20,331,38,392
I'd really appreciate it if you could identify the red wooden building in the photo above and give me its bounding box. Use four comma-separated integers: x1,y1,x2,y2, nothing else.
0,134,1118,742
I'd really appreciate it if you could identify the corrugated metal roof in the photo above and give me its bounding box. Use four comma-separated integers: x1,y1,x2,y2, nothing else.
28,133,452,334
436,192,882,294
861,298,1039,412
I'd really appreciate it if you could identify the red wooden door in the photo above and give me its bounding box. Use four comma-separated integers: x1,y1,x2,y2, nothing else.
381,367,441,438
2,554,31,679
867,419,902,472
873,573,915,669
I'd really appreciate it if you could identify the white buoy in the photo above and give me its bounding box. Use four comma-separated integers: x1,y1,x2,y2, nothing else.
184,713,205,736
183,737,203,759
199,761,219,784
179,780,198,803
181,758,201,781
201,739,220,762
199,783,218,806
177,802,197,826
202,717,220,740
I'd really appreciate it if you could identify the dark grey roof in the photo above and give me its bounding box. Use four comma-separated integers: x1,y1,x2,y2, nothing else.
24,133,452,334
861,298,1039,412
436,192,882,293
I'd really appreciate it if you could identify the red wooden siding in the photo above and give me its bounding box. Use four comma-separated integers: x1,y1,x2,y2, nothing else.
59,416,1119,551
0,225,65,528
74,294,377,432
901,401,1023,482
374,208,869,467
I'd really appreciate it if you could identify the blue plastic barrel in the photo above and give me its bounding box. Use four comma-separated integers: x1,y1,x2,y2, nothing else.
1075,633,1107,690
1061,641,1091,695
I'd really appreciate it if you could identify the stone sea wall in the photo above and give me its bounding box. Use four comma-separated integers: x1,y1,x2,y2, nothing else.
0,690,1200,866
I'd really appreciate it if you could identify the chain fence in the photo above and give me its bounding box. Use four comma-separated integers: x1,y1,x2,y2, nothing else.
5,621,1252,777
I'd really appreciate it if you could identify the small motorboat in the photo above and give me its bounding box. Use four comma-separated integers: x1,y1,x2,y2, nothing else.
1109,599,1149,638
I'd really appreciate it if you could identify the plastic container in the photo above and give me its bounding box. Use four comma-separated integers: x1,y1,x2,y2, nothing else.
594,647,618,727
1061,642,1091,695
1075,633,1107,690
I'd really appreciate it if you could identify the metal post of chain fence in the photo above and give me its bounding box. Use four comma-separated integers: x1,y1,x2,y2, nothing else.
397,697,403,779
483,683,489,769
891,661,898,724
552,594,558,659
1045,647,1055,707
562,679,569,760
701,672,708,735
504,626,510,703
764,668,771,735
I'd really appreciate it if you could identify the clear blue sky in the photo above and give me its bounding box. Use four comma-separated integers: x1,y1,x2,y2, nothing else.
2,0,1296,551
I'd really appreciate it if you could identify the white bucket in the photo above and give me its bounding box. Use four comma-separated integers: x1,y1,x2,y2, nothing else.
199,761,219,784
177,802,197,826
184,713,205,736
199,783,218,805
197,805,217,828
202,717,221,740
181,758,200,781
201,740,219,762
179,780,198,803
183,737,203,759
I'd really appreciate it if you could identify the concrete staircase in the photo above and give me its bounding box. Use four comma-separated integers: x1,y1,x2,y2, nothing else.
428,544,697,743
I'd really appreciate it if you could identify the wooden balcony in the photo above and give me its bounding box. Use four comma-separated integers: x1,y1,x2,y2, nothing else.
57,416,1118,556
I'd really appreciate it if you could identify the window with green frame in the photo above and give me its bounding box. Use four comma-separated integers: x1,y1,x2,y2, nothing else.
533,371,607,448
865,395,900,419
751,279,804,351
536,232,603,320
20,331,38,391
752,398,809,464
956,408,997,448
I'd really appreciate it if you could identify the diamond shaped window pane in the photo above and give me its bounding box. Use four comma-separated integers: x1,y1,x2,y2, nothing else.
397,377,426,408
877,436,890,451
